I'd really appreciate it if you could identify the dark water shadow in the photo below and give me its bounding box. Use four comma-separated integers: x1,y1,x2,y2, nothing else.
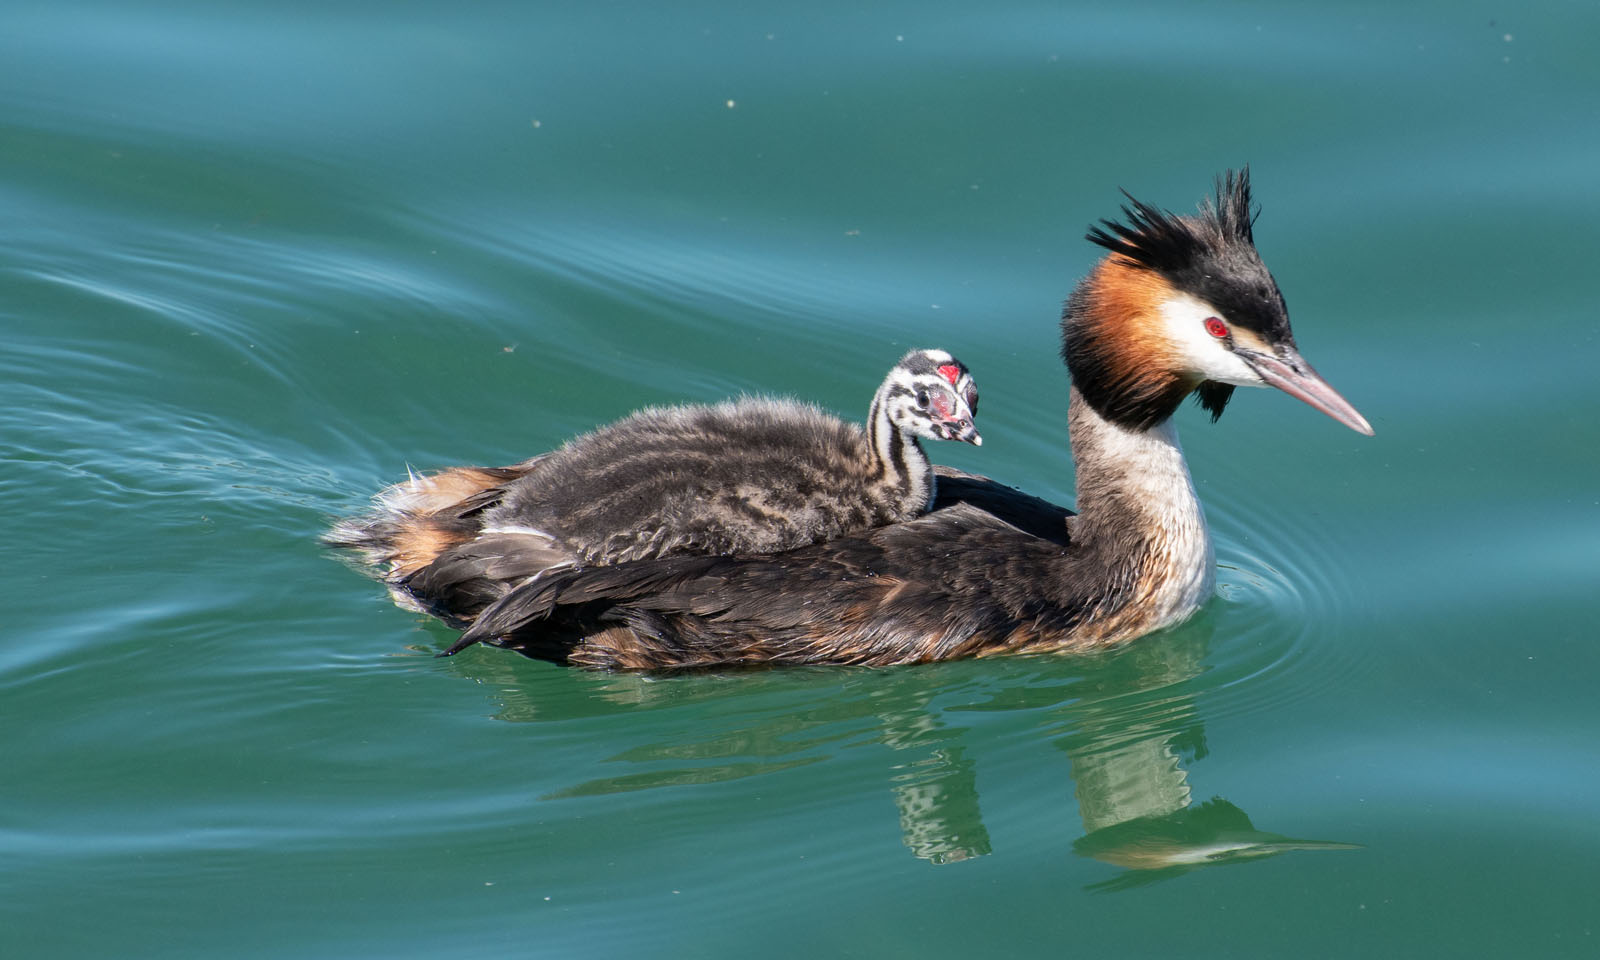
433,615,1357,885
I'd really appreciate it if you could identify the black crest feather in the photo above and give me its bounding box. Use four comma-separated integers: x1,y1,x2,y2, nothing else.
1066,168,1289,430
1085,167,1258,272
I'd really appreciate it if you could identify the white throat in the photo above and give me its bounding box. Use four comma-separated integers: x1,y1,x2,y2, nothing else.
867,389,935,511
1069,389,1216,630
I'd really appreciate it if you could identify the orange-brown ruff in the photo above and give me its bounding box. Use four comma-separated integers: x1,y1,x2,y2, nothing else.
328,169,1372,668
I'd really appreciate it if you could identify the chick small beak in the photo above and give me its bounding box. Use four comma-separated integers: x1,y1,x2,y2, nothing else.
940,413,982,446
1243,345,1374,436
929,391,983,446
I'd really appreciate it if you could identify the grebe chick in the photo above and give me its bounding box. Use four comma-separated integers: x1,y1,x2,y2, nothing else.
327,349,980,614
413,168,1371,668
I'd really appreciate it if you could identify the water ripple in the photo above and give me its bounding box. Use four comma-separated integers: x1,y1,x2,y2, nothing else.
1199,489,1376,726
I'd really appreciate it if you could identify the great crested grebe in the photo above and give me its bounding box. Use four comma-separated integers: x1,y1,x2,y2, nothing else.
331,169,1371,668
328,349,980,618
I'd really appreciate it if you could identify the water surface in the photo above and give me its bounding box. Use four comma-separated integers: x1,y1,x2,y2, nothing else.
4,1,1598,957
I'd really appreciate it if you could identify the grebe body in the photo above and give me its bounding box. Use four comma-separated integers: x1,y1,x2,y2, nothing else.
332,170,1370,668
329,349,980,622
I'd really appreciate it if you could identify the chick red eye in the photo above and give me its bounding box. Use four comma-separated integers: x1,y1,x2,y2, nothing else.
1204,317,1230,338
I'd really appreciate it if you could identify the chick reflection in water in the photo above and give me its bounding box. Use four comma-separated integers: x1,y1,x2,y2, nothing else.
438,619,1355,883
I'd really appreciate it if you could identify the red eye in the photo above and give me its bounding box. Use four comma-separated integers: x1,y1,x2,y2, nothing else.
1204,317,1230,338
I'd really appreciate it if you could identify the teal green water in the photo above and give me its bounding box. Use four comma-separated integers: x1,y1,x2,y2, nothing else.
5,1,1598,956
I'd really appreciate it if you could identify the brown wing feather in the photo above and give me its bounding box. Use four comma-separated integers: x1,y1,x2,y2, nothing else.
442,476,1112,668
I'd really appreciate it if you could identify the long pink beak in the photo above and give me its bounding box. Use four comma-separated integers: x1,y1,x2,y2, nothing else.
1244,346,1374,436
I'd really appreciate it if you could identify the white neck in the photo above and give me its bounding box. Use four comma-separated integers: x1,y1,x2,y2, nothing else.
867,390,935,511
1068,387,1215,630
